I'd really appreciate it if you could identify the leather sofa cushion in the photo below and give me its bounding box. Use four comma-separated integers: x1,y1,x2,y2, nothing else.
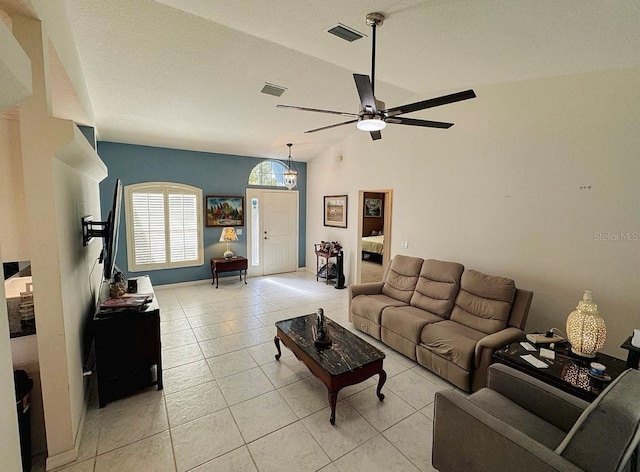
420,320,485,371
382,305,443,343
450,270,516,334
381,255,423,303
468,389,566,450
351,294,407,325
410,259,464,317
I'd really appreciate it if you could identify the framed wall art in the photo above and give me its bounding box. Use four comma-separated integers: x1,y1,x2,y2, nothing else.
205,195,244,227
364,198,382,218
324,195,348,228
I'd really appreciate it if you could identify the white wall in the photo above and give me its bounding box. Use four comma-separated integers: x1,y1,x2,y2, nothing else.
0,115,30,261
307,66,640,359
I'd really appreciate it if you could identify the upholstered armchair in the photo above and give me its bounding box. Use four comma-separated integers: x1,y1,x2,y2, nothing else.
433,364,640,472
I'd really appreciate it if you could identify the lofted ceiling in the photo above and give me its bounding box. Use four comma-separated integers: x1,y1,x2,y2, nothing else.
5,0,640,161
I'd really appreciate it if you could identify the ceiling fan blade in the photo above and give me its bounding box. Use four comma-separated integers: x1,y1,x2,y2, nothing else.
276,104,359,117
370,130,382,141
383,89,476,116
305,119,359,134
385,117,453,129
353,74,377,113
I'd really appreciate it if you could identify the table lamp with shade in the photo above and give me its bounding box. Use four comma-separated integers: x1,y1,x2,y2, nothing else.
566,290,607,358
219,227,238,259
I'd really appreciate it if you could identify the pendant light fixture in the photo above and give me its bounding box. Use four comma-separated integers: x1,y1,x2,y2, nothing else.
283,143,298,190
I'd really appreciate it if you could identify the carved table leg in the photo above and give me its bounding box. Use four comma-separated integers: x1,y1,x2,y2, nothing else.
376,369,387,401
328,390,339,425
274,336,282,360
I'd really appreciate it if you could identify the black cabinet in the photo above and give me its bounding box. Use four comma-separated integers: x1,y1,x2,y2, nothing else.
93,276,162,407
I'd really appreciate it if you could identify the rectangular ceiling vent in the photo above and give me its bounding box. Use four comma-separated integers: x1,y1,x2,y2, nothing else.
260,83,287,97
326,23,365,42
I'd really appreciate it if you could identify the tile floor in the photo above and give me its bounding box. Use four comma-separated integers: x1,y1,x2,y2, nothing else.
37,271,466,472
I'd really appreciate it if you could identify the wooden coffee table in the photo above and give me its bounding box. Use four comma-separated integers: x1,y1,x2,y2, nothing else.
274,314,386,424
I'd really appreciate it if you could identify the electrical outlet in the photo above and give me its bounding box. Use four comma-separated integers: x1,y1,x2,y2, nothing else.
236,228,242,236
402,240,409,249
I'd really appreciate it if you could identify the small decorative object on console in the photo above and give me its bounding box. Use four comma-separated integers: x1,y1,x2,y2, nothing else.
566,290,607,358
313,308,332,347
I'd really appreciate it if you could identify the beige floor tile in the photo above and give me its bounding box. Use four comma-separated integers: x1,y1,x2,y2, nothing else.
420,401,435,421
187,312,224,328
162,343,204,370
259,356,311,388
238,326,276,348
346,386,415,432
246,341,289,366
278,376,329,419
95,431,175,472
192,322,233,342
160,318,192,334
97,389,168,454
189,446,257,472
302,401,378,460
385,369,440,410
160,308,186,320
198,333,245,358
172,409,244,472
334,435,420,472
217,367,274,406
76,406,101,462
163,360,214,394
182,303,217,316
248,422,330,472
230,390,298,442
206,349,257,379
165,380,227,427
161,329,197,350
383,412,437,472
225,316,264,333
54,458,95,472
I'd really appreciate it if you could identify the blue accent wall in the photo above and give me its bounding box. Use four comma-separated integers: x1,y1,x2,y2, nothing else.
97,141,306,286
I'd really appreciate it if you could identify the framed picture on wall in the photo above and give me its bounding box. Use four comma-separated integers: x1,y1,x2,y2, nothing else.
205,195,244,227
324,195,348,228
364,198,382,218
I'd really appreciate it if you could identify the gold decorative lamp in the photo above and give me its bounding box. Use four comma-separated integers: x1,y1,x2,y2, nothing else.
219,227,238,259
566,290,607,358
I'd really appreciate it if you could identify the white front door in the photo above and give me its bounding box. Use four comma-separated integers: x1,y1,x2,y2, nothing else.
246,189,298,276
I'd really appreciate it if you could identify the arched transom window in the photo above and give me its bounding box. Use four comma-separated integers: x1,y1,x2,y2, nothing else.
248,160,292,187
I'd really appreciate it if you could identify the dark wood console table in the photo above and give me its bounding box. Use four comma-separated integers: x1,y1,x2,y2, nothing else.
93,276,162,407
493,341,626,402
210,256,248,288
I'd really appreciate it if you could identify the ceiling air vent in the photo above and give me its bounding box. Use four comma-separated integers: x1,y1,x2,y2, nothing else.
260,83,287,97
326,23,365,42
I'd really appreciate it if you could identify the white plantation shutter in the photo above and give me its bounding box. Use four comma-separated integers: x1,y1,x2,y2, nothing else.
125,183,203,271
168,192,198,262
132,191,166,265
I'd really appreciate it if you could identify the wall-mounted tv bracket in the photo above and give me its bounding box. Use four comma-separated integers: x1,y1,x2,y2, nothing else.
82,216,109,246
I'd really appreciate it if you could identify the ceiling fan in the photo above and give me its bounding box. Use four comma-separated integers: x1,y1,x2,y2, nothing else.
277,12,476,141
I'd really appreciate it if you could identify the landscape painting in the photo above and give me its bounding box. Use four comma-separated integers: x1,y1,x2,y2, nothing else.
206,196,244,227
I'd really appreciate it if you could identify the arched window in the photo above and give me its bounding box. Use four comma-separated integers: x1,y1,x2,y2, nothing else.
248,160,292,187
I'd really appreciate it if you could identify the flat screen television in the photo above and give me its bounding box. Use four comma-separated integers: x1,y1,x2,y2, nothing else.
82,178,123,283
101,179,123,282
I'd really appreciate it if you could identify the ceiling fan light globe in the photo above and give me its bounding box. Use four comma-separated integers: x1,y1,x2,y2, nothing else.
357,116,386,132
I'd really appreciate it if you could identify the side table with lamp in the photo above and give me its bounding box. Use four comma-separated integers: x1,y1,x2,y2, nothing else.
211,226,247,288
494,290,628,401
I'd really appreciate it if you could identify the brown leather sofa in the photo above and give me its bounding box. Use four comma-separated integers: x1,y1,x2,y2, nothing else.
348,255,533,392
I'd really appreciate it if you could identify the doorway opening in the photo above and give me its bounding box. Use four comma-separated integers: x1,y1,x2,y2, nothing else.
357,190,392,283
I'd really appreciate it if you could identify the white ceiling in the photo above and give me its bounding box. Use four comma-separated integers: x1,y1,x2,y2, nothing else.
13,1,640,160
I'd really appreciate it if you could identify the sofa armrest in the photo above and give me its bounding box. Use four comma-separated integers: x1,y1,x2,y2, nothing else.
487,364,588,433
475,327,524,366
471,327,524,391
433,390,583,472
348,282,384,298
